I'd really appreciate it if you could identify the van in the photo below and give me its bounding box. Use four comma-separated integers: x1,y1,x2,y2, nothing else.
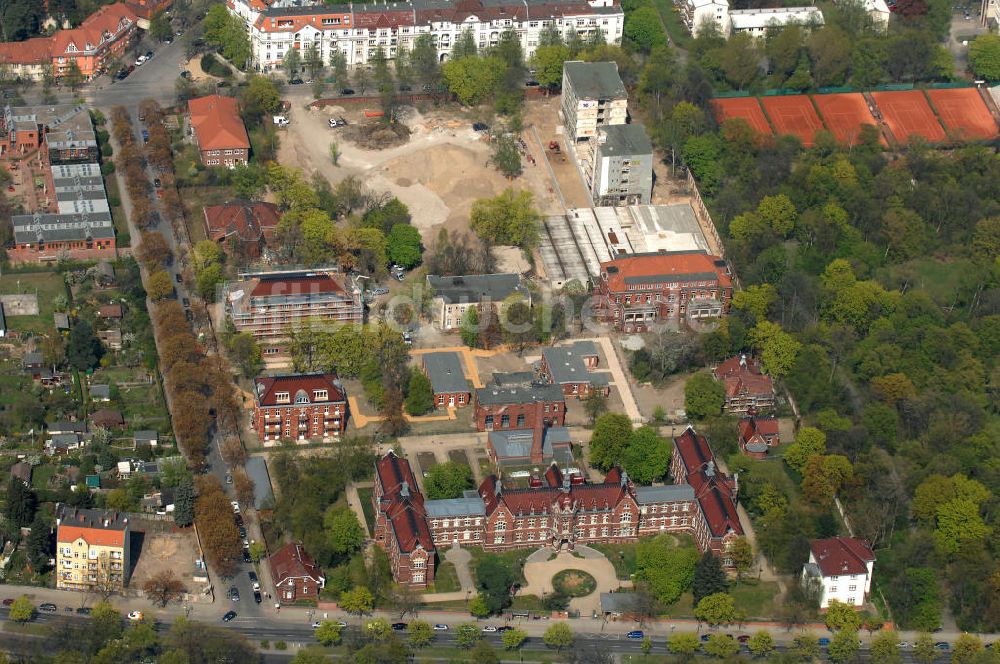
273,115,289,126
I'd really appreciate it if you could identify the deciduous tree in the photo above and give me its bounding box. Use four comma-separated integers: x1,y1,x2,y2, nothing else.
543,622,574,651
470,188,541,248
693,552,728,605
146,270,173,301
424,462,473,500
684,371,725,419
314,621,342,646
143,570,186,607
588,413,633,471
704,634,739,658
405,371,434,416
694,592,736,626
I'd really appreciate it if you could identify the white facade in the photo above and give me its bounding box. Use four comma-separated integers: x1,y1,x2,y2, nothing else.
683,0,730,35
862,0,891,31
729,6,825,36
228,0,624,71
802,538,876,609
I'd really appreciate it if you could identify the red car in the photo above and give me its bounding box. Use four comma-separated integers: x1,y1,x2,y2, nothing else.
2,598,13,606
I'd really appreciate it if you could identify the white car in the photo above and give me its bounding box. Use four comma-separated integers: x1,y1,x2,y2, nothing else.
231,500,240,512
135,56,146,66
433,624,449,631
482,625,498,633
127,610,143,621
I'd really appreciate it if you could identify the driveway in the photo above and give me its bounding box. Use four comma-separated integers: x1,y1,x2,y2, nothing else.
521,545,627,614
577,336,643,424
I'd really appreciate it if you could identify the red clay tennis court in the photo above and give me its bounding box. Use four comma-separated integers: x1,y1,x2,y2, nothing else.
813,93,881,145
760,95,825,147
926,88,998,140
871,90,945,144
712,97,773,138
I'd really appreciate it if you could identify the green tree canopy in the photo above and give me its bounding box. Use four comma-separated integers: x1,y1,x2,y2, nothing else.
684,371,725,419
636,535,700,604
694,592,736,625
387,224,422,269
969,34,1000,80
588,412,633,471
424,461,474,499
405,371,434,416
470,188,541,248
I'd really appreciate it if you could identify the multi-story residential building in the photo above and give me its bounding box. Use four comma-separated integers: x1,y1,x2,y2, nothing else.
55,505,131,591
187,95,250,168
473,378,567,431
679,0,730,35
375,425,744,585
578,123,654,206
225,269,363,347
560,60,628,142
539,341,609,398
1,104,99,163
713,355,775,414
728,6,824,36
227,0,624,72
421,351,472,409
0,3,138,81
802,537,876,609
10,211,116,263
372,451,436,588
251,373,348,444
203,200,281,258
426,273,530,330
596,251,732,332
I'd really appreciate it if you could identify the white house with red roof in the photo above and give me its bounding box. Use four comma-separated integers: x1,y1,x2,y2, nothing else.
803,537,876,608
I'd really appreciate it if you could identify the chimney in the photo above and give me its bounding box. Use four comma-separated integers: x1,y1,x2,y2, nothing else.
530,402,545,464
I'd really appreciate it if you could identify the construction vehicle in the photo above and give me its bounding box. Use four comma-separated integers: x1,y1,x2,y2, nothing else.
548,140,566,162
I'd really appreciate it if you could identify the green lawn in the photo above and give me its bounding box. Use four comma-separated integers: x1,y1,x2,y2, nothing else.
0,271,68,336
667,580,781,619
653,0,693,50
590,542,639,580
30,465,56,490
356,486,377,537
429,561,461,593
467,546,535,585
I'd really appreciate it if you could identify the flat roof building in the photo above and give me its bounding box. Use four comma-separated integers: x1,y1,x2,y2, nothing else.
426,273,530,330
561,61,628,142
580,123,654,206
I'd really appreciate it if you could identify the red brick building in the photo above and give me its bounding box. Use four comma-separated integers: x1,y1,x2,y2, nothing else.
188,95,250,168
713,355,775,415
372,451,435,588
422,351,471,409
269,542,325,604
251,373,347,444
473,380,567,432
737,416,780,459
539,341,609,398
203,200,280,258
596,251,732,332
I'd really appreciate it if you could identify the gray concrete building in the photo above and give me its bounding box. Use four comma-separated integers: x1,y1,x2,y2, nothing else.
581,123,654,206
560,61,628,142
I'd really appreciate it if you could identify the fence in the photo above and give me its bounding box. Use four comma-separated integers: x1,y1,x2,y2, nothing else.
715,80,975,99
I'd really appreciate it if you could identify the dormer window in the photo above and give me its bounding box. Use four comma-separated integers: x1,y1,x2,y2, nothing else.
275,391,290,404
313,389,328,401
66,43,78,52
295,392,309,404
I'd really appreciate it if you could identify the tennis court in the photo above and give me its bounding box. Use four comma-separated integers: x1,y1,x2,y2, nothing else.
871,90,945,144
712,97,773,138
813,93,881,145
760,95,825,147
926,88,998,140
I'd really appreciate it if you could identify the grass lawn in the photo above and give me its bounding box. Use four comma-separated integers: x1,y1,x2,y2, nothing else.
590,541,639,580
667,580,780,619
0,271,68,336
653,0,693,50
880,258,981,308
104,175,129,245
467,546,535,585
178,184,233,245
30,465,56,491
356,486,377,537
428,561,461,593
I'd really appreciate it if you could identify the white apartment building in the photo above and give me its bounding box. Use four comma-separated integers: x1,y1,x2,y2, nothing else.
226,0,625,71
729,6,824,36
681,0,730,35
802,537,876,609
675,0,826,37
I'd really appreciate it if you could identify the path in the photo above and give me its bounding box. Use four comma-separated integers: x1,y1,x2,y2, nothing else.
347,396,458,428
445,544,475,593
577,336,643,423
522,546,626,614
345,482,371,538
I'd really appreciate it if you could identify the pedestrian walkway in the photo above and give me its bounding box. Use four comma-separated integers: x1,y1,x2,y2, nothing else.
522,547,626,614
345,482,372,538
347,396,458,428
577,336,643,423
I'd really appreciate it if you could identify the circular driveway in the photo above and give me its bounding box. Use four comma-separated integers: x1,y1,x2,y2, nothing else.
521,545,628,613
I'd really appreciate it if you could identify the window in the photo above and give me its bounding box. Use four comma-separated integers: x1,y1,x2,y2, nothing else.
412,572,424,583
516,414,525,427
848,585,857,591
275,392,290,404
621,511,632,523
501,414,510,428
413,559,426,569
314,389,328,400
830,586,838,593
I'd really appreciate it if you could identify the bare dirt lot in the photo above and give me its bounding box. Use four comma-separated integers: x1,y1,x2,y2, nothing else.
129,524,205,601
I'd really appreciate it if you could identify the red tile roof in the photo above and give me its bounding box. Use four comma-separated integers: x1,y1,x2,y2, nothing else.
269,541,324,585
714,356,774,400
375,452,434,554
122,0,173,20
737,416,779,442
250,274,347,298
480,469,628,517
97,304,123,318
674,428,743,538
204,200,280,244
188,95,250,152
0,38,53,66
58,524,125,547
601,251,731,294
51,3,137,56
809,537,875,577
253,373,345,407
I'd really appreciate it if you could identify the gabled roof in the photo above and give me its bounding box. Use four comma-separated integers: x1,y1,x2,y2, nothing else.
475,383,566,407
738,416,779,443
809,537,875,577
253,373,345,407
269,542,324,585
50,3,137,56
479,469,630,517
90,409,124,427
714,356,774,400
97,304,123,318
673,428,743,539
542,342,608,387
204,200,280,244
374,451,435,554
601,251,731,293
56,504,128,547
422,351,470,395
426,273,527,305
188,95,250,152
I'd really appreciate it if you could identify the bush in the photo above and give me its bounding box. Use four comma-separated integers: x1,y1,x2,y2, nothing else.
274,641,287,650
201,53,232,78
101,162,116,176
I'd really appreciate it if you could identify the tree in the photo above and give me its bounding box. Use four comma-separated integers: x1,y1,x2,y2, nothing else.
304,43,324,79
870,630,902,664
408,620,433,647
405,371,434,416
583,391,608,424
784,427,827,472
143,570,186,606
410,34,441,91
455,623,481,648
826,599,862,631
490,133,522,179
325,508,365,556
476,554,516,614
424,462,473,499
748,630,775,658
827,630,860,663
704,634,739,658
728,537,754,579
934,497,991,556
9,596,33,622
694,592,736,626
748,321,801,377
340,586,374,618
588,412,632,471
63,60,84,92
693,552,728,605
67,319,103,371
543,622,574,651
290,648,330,664
624,6,666,52
461,306,480,348
26,513,50,572
472,641,500,664
226,332,262,378
146,270,173,301
636,535,699,604
791,633,821,661
808,26,852,86
621,426,671,484
173,479,194,527
314,621,342,646
684,371,725,419
5,476,37,528
668,632,701,659
532,44,572,88
453,29,478,59
470,188,541,248
441,55,504,105
240,76,281,127
138,232,172,268
387,223,422,269
232,164,267,200
913,633,937,664
283,48,302,78
502,627,528,650
469,593,490,618
721,33,761,89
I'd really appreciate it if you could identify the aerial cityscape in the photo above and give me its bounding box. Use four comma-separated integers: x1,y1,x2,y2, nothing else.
0,0,997,661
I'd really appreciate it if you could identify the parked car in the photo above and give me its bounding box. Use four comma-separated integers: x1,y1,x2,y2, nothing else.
253,591,262,604
242,548,252,563
228,586,240,602
225,472,233,484
289,78,304,85
737,635,750,644
222,610,237,622
936,643,951,650
127,611,144,621
391,623,407,631
39,603,57,612
497,626,513,632
433,624,449,631
248,571,260,590
328,117,347,128
472,122,489,132
182,297,190,308
145,50,153,59
231,500,240,512
818,638,831,647
153,177,161,188
627,631,644,640
2,599,14,606
75,607,92,615
135,56,146,66
180,70,191,79
482,625,498,633
175,273,182,283
340,88,355,96
700,634,711,643
141,129,149,143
